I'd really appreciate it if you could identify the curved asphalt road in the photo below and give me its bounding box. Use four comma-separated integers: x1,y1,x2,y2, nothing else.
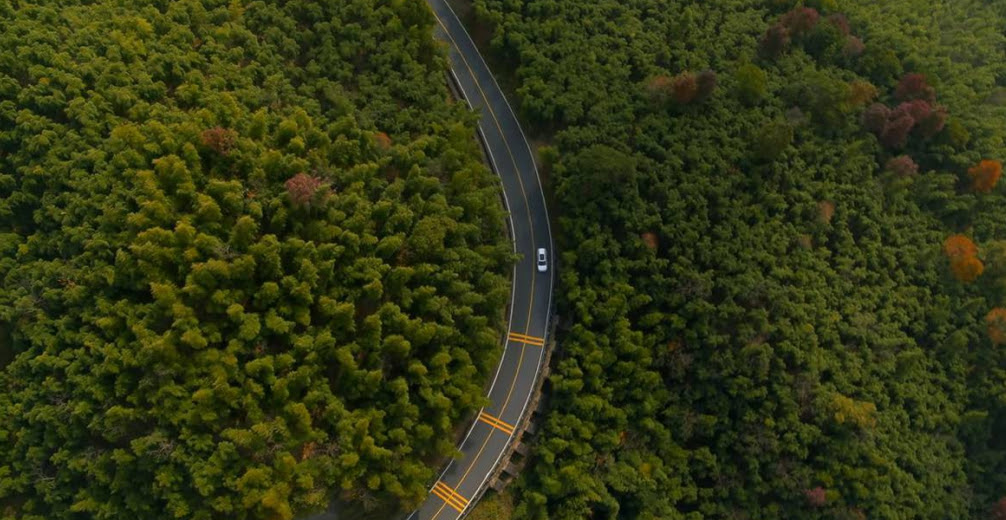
408,1,554,519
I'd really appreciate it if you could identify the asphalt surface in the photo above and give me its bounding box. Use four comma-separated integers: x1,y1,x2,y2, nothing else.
300,3,552,518
406,1,554,519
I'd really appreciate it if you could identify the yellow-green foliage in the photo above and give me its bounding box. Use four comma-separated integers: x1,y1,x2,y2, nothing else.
830,393,877,429
0,1,510,518
468,491,515,520
474,0,1006,517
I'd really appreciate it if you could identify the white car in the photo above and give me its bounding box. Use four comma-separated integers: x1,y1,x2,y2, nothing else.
536,248,548,272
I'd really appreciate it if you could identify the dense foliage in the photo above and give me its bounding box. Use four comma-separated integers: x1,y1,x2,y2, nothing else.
470,0,1006,518
0,1,511,519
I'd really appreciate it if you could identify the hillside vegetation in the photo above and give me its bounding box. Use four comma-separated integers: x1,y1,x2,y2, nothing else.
471,0,1006,518
0,1,510,519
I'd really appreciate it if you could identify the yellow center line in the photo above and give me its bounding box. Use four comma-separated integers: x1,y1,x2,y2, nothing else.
429,7,543,519
478,411,515,435
508,332,545,346
432,481,468,512
430,480,464,508
429,486,457,510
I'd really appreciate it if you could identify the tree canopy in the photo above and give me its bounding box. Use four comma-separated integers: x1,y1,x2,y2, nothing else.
469,0,1006,518
0,1,511,518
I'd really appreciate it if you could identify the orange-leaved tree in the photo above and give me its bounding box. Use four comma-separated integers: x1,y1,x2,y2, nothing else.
944,234,979,259
951,256,985,283
968,159,1002,193
374,131,393,151
987,308,1006,345
943,234,984,283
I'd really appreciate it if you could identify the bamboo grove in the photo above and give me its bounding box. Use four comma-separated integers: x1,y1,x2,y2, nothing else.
469,0,1006,518
0,1,512,518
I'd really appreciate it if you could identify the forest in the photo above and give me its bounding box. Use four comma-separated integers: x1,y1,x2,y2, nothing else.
0,1,512,519
466,0,1006,518
5,0,1006,519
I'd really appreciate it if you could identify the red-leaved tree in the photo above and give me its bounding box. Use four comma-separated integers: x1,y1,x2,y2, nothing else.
898,99,932,121
804,487,827,507
760,23,791,58
992,497,1006,520
862,103,890,134
695,70,718,102
886,155,918,177
915,105,948,138
827,13,850,35
843,36,865,57
895,73,936,103
285,173,325,206
672,73,698,104
780,7,820,37
880,112,915,149
893,99,947,138
863,96,947,147
824,13,849,35
200,127,237,155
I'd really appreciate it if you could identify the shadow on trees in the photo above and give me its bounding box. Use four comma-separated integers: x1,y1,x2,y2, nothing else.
0,321,13,371
299,497,407,520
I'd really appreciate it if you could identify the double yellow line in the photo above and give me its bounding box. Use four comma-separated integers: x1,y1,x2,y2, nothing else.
425,3,546,519
477,411,515,435
430,481,469,513
508,331,545,347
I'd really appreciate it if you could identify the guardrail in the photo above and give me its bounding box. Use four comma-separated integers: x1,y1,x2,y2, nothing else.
470,312,558,510
440,65,557,519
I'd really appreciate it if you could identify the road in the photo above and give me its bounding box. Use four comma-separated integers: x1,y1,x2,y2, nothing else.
408,1,554,519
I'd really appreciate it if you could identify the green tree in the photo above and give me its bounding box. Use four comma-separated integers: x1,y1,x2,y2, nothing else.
753,120,794,161
735,63,768,105
472,0,1006,517
0,1,510,518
